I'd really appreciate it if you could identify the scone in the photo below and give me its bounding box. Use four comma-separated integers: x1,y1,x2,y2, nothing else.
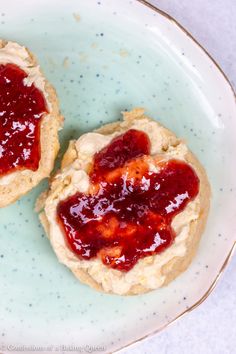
0,40,62,207
37,108,210,295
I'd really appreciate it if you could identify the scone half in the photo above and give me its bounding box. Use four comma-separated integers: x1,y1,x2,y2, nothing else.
0,40,63,207
37,108,210,295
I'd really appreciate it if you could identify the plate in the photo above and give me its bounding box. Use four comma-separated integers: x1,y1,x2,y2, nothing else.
0,0,235,353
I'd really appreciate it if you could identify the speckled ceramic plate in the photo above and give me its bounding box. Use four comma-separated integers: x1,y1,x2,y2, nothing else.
0,0,235,353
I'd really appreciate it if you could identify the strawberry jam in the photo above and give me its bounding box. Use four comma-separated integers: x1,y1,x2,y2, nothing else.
91,129,150,181
57,129,199,271
0,63,48,176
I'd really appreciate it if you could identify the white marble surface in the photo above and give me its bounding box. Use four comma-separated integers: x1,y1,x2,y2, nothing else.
121,1,236,353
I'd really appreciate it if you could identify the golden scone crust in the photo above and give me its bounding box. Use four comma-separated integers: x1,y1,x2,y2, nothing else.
38,109,210,295
0,40,63,208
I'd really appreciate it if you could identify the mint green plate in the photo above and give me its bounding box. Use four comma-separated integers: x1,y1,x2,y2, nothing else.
0,0,235,353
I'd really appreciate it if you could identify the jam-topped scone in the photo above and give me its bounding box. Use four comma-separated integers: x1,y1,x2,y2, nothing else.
37,108,210,295
0,40,62,207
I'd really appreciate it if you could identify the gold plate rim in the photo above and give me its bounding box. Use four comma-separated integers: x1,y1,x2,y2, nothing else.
114,243,236,353
114,0,236,352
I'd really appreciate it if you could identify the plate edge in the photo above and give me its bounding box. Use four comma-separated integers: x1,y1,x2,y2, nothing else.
114,242,236,353
137,0,236,99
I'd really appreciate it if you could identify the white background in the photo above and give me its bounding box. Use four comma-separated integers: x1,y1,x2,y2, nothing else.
122,1,236,353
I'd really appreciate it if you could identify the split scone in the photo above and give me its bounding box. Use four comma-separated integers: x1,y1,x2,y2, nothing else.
0,40,62,207
37,108,210,295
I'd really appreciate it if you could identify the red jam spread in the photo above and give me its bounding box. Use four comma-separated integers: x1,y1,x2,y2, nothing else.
0,63,48,176
57,129,199,271
91,129,150,181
